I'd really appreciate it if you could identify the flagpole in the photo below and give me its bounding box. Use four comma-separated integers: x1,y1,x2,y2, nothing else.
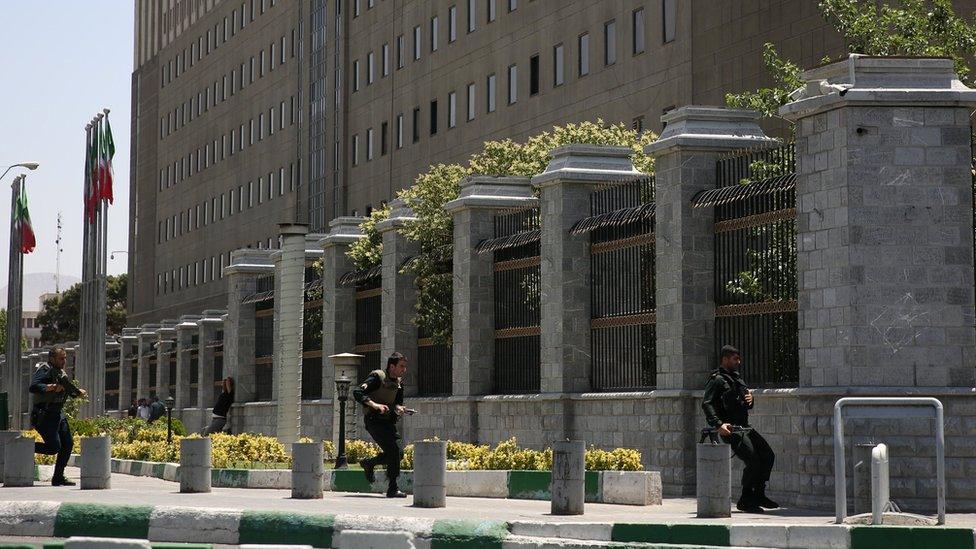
81,121,93,417
96,108,111,416
5,175,24,429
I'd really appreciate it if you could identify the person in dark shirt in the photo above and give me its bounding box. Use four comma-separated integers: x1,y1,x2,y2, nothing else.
28,346,86,486
353,352,408,498
126,399,138,418
702,345,777,513
204,377,235,435
148,396,166,423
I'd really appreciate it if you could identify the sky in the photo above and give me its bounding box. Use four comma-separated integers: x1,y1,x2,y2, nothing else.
0,1,133,282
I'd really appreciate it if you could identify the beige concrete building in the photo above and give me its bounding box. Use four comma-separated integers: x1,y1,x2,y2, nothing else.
129,0,976,324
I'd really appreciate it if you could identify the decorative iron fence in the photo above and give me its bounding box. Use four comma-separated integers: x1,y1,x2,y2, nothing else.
696,143,798,387
105,348,120,411
573,176,657,391
483,208,541,394
252,273,274,401
167,355,177,399
303,267,324,400
417,324,452,396
189,349,199,408
354,275,382,382
148,356,158,398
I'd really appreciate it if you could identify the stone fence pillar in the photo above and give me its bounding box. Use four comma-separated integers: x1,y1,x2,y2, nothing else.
155,323,177,400
198,311,225,432
376,199,420,397
330,353,363,451
105,340,121,413
175,315,202,410
780,55,976,387
645,106,778,495
136,324,160,400
118,329,140,413
274,223,309,446
321,217,365,402
224,248,274,403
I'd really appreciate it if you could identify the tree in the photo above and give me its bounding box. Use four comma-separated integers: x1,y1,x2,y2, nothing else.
0,309,27,355
348,120,657,345
727,0,976,119
38,274,127,344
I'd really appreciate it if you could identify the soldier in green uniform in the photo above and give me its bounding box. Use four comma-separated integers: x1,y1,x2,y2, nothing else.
702,345,777,513
28,346,87,486
353,351,409,498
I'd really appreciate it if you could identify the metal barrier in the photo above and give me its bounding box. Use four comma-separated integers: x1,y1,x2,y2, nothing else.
833,397,944,524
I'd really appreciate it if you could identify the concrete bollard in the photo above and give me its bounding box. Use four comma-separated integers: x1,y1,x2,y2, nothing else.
696,442,731,518
3,436,35,487
80,436,112,490
551,440,585,515
412,441,447,508
291,442,324,499
179,437,212,493
0,430,21,483
65,538,152,549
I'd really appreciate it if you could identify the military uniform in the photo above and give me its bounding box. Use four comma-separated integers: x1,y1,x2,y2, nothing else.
702,367,776,510
29,362,82,484
352,368,404,496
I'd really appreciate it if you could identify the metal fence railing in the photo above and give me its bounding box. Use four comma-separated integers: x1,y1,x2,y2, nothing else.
354,276,382,382
417,324,452,396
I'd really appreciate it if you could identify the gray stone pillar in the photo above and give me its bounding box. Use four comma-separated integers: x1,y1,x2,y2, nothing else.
80,435,111,490
156,323,177,400
330,353,363,452
198,312,225,429
175,315,202,410
412,440,447,508
696,442,731,518
105,340,120,414
2,436,33,487
0,430,18,483
224,249,274,403
64,343,77,378
274,223,309,446
179,437,212,493
781,56,976,387
551,440,586,515
645,106,777,495
444,176,537,399
377,200,421,397
136,324,160,400
291,441,324,499
532,145,643,395
320,217,365,403
119,329,139,413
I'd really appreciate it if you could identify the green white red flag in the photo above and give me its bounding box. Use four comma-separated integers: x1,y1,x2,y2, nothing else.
99,117,115,204
14,183,35,254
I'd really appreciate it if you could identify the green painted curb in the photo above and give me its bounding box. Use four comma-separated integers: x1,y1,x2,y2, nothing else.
585,471,600,502
130,461,143,475
35,542,211,549
0,544,36,549
237,510,334,548
611,523,730,546
212,468,249,487
332,468,375,492
53,502,153,539
431,519,509,549
152,462,166,478
851,526,975,549
505,471,602,501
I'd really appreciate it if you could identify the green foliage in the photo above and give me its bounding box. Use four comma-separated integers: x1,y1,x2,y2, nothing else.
38,274,127,344
0,308,28,354
727,0,976,118
350,121,657,345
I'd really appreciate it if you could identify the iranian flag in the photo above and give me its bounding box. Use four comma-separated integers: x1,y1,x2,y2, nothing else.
85,124,99,223
98,117,115,204
14,183,35,254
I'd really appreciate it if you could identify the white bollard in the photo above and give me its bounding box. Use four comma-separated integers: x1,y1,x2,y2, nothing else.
551,440,585,515
871,443,890,525
291,442,324,499
412,441,447,508
0,430,20,484
697,442,731,518
179,437,212,493
3,435,35,487
80,436,112,490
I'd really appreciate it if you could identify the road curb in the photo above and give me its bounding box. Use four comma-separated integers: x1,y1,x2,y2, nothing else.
0,501,974,548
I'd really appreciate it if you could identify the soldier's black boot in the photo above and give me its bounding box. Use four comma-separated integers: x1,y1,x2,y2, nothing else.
756,482,779,509
361,458,376,484
736,487,763,514
386,483,407,498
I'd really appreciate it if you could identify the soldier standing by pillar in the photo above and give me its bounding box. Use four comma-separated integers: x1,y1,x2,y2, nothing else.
701,345,777,513
353,351,409,498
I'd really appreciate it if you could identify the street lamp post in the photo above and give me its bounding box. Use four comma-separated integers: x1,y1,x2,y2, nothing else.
165,395,175,443
334,374,351,469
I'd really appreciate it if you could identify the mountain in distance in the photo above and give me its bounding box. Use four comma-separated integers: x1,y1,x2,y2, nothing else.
0,272,82,311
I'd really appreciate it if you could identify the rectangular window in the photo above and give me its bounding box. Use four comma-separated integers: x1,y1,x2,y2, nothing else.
382,43,390,76
466,83,475,120
352,135,359,165
508,64,518,104
553,44,564,86
259,113,265,140
280,36,286,64
260,49,266,77
248,181,254,207
367,51,374,84
508,0,516,12
449,6,457,42
467,0,476,32
381,122,389,155
354,0,360,17
530,54,540,95
431,17,439,51
488,0,496,22
396,113,404,148
238,185,244,211
448,91,457,128
352,59,360,91
487,73,496,112
413,26,421,60
632,8,645,54
430,100,438,134
397,35,405,68
366,127,374,160
663,0,676,43
578,33,590,76
412,107,420,142
269,108,275,135
604,20,616,65
270,42,276,70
